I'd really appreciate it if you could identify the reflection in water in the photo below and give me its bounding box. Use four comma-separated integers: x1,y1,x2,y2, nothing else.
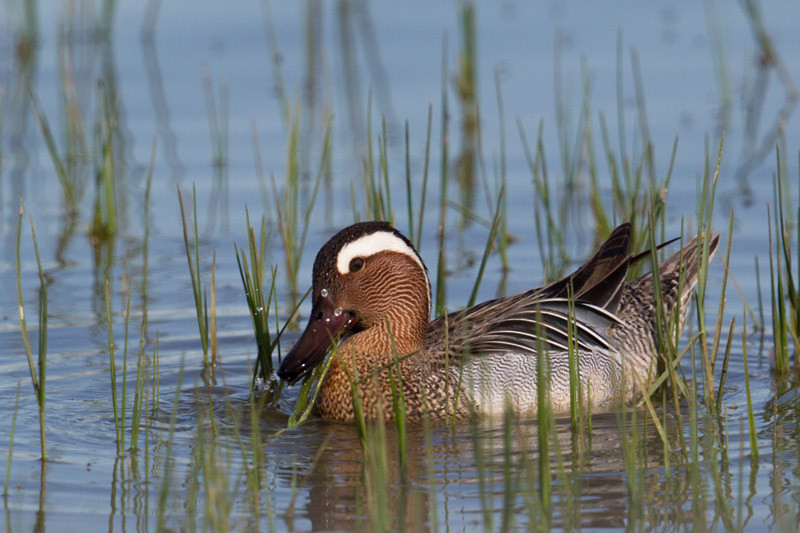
734,0,799,202
3,3,38,235
3,1,800,530
201,66,230,235
332,0,396,153
281,411,662,530
141,0,186,184
35,461,46,533
762,381,800,528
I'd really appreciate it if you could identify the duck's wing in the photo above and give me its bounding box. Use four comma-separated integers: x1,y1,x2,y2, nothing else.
426,295,620,361
536,222,633,313
426,223,636,361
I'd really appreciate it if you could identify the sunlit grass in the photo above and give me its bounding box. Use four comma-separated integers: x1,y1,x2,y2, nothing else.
15,201,48,462
178,185,216,369
6,1,800,530
769,147,800,376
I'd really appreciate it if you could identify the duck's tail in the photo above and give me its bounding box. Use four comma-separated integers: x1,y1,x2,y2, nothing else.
611,231,721,372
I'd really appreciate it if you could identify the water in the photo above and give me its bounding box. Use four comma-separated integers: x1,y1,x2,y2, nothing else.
1,1,799,530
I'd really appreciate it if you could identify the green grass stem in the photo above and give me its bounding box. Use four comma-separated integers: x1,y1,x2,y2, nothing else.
286,339,337,429
415,105,433,250
178,185,210,367
104,279,121,455
741,312,759,460
467,184,504,307
435,35,450,318
15,202,47,461
385,320,407,473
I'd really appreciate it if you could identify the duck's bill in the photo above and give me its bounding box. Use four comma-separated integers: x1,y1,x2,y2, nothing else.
277,296,353,385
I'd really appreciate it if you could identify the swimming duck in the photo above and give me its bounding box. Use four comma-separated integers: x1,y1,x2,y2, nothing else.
277,221,719,422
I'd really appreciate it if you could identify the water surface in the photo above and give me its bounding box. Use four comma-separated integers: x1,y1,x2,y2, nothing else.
1,1,800,530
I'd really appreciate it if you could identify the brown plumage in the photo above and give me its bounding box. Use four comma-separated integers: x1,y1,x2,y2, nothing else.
278,221,720,422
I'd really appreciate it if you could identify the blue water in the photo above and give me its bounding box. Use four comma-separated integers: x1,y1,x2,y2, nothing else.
1,1,799,530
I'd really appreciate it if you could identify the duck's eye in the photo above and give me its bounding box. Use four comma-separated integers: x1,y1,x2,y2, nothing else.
349,257,364,273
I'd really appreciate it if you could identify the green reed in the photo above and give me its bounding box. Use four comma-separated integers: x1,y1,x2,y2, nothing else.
364,407,391,531
534,312,552,515
385,321,408,473
285,336,335,429
741,312,759,460
415,106,434,250
104,278,123,455
520,119,566,278
236,209,278,384
768,148,800,375
178,185,215,368
130,318,148,453
494,72,510,277
341,356,395,530
713,214,737,413
694,136,724,409
129,140,156,454
467,184,504,307
435,34,450,318
15,203,48,461
359,94,393,223
11,0,795,527
566,284,584,432
348,353,368,447
379,116,393,222
268,109,331,306
151,332,160,416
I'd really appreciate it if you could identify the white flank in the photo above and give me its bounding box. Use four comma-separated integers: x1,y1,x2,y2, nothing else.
336,231,425,275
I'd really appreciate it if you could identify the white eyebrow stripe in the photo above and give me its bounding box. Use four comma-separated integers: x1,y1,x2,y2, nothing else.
335,231,426,275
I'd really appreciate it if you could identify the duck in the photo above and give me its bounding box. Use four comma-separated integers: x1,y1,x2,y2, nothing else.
277,221,719,422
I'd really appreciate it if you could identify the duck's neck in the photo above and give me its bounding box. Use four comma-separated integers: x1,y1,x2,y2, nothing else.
315,313,427,422
346,314,427,359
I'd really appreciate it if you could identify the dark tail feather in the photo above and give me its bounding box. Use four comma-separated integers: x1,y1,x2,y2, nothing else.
540,223,633,310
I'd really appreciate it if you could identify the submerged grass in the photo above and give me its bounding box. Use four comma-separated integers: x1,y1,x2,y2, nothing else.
3,383,21,496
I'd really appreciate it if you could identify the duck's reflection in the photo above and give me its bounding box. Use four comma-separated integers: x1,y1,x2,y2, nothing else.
283,409,674,531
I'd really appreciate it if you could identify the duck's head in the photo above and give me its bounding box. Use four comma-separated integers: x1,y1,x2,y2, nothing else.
277,221,431,385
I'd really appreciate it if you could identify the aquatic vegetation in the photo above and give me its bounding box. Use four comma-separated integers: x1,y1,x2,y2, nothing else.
178,185,217,369
15,203,48,461
769,150,800,375
3,1,800,530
